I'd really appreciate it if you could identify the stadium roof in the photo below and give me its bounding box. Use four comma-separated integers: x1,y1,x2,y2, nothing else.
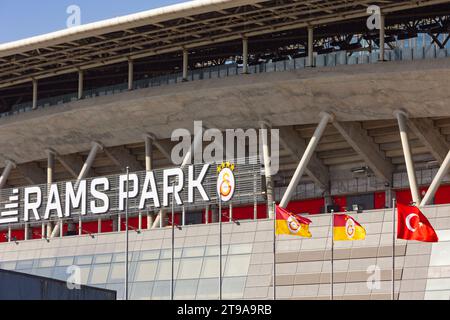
0,0,449,89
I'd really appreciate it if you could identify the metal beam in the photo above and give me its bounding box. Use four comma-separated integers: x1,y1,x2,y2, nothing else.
242,37,249,74
407,117,450,164
421,150,450,207
104,146,143,172
16,162,46,185
333,121,393,183
147,134,173,162
260,121,274,219
278,126,329,190
307,26,314,67
182,48,189,81
0,160,16,189
77,141,103,181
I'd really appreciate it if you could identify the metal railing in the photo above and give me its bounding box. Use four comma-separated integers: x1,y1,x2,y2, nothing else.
2,44,449,119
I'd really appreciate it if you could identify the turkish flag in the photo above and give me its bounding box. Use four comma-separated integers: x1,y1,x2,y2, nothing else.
397,202,439,242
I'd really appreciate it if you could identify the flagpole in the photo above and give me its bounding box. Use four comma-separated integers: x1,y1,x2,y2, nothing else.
124,166,129,301
219,198,223,301
171,182,175,301
331,209,334,301
392,198,396,301
273,201,276,301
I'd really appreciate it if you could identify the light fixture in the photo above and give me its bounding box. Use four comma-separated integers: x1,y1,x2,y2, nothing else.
351,166,369,174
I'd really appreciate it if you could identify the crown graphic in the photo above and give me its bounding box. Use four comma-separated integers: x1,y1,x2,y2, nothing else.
217,161,235,174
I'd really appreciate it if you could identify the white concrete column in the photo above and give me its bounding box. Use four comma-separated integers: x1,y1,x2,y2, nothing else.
98,217,102,234
144,134,153,229
394,110,421,205
41,223,45,239
379,14,385,61
0,160,16,189
182,49,189,81
78,70,84,100
280,112,333,208
32,79,38,109
46,149,55,185
128,59,134,91
421,150,450,207
7,226,11,243
204,205,209,224
138,211,143,231
308,26,314,67
182,206,186,226
229,204,233,221
77,141,103,182
260,121,274,218
242,37,249,74
78,218,82,236
147,213,154,230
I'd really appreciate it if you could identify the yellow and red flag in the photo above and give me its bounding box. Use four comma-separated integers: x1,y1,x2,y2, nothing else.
333,214,366,241
275,205,312,238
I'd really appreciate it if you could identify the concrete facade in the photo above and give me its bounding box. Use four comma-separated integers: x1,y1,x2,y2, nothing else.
1,204,449,300
2,57,450,166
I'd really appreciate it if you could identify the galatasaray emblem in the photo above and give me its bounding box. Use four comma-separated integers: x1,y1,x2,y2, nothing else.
217,162,235,202
287,215,302,234
345,217,356,239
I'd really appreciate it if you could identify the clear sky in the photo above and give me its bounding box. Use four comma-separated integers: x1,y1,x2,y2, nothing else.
0,0,189,44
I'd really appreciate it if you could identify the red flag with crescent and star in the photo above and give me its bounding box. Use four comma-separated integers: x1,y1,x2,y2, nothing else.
397,202,438,243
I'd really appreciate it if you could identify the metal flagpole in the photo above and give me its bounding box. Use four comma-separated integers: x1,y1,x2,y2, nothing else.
331,209,334,301
392,198,396,300
125,167,130,301
171,183,175,301
219,198,223,300
273,201,276,300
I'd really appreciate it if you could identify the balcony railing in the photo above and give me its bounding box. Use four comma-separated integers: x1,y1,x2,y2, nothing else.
1,45,448,118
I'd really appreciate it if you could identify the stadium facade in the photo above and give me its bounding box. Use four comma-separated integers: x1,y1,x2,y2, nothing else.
1,0,450,300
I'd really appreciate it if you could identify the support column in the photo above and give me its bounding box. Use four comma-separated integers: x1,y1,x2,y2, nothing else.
128,59,134,91
421,150,450,207
260,121,274,219
394,110,421,205
78,70,84,100
307,26,314,67
32,79,38,110
24,223,31,241
182,49,189,81
47,149,55,239
0,160,16,189
242,37,249,74
280,112,333,208
147,212,154,230
204,205,209,224
77,141,103,182
379,13,386,61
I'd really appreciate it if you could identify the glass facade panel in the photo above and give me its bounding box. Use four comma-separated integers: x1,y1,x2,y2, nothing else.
229,244,252,255
89,264,110,284
201,256,220,278
430,241,450,266
196,278,219,300
39,258,56,268
0,261,16,270
140,250,160,260
135,261,158,282
79,265,91,285
94,254,112,264
75,255,93,265
52,266,68,281
182,247,205,257
224,255,251,277
152,281,171,300
178,258,202,279
174,279,198,299
160,249,182,259
156,260,180,280
109,263,125,283
16,259,34,270
222,277,246,299
56,256,74,266
130,282,153,300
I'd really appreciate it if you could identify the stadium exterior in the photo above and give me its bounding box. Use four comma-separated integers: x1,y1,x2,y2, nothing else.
1,0,450,300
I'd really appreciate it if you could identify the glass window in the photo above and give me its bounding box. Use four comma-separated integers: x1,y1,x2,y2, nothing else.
56,257,74,266
224,255,251,277
94,254,112,264
89,264,110,284
140,250,160,261
113,252,133,263
430,241,450,266
174,279,198,299
196,278,219,300
75,255,93,265
178,258,203,279
106,283,125,300
34,267,53,278
16,259,34,270
135,261,158,282
182,247,205,258
222,277,246,299
201,257,220,278
79,265,91,285
131,282,153,300
205,246,228,256
160,249,182,259
156,260,180,281
1,261,16,270
39,258,56,268
229,243,253,255
152,281,171,300
109,263,125,283
425,290,450,300
426,278,450,291
52,266,68,281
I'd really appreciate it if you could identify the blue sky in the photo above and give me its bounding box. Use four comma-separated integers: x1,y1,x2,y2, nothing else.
0,0,189,44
